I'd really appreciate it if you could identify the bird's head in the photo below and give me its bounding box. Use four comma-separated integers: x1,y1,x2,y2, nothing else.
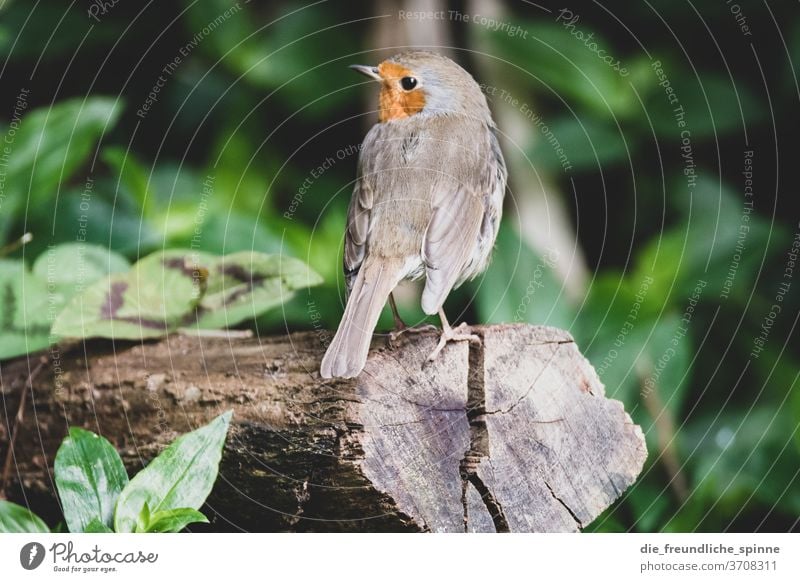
350,51,490,123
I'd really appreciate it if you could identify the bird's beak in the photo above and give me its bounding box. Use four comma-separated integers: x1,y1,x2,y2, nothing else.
349,64,382,81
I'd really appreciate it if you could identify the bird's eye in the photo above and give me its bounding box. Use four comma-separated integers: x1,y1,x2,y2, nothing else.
400,76,418,91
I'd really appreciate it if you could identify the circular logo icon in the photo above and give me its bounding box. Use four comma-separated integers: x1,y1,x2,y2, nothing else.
20,542,46,570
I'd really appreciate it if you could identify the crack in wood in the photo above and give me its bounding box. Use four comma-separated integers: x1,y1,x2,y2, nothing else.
459,333,510,533
544,480,583,529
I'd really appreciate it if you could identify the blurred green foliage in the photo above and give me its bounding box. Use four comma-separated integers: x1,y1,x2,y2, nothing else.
1,0,798,532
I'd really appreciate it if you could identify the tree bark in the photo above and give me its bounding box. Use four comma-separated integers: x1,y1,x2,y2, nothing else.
0,324,646,532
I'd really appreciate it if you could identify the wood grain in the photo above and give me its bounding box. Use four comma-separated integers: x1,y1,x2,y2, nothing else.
0,324,646,532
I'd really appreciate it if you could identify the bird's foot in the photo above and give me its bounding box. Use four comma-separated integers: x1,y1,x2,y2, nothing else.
427,322,480,362
388,323,438,344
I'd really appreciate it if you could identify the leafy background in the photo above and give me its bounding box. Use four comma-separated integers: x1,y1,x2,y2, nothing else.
1,0,798,531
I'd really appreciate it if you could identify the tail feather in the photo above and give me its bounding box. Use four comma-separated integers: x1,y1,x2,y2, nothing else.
320,258,404,378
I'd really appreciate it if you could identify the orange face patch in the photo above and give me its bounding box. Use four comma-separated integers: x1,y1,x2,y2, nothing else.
377,62,426,122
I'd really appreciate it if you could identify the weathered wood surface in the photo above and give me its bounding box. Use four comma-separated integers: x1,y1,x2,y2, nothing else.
0,324,646,532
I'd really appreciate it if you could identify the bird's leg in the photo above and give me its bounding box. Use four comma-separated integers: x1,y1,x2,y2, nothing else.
389,292,407,330
427,308,480,361
387,293,437,342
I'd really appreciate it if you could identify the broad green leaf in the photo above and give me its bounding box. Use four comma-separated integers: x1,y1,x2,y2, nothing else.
84,518,114,533
475,224,574,330
194,212,285,255
136,502,151,533
209,126,279,217
0,259,59,359
102,147,154,215
114,411,232,533
143,508,209,533
192,252,323,329
1,98,122,239
32,243,130,298
0,500,49,533
54,427,129,533
51,249,210,340
42,185,161,257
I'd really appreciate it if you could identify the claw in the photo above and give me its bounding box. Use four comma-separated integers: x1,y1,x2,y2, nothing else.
389,323,438,343
426,312,480,361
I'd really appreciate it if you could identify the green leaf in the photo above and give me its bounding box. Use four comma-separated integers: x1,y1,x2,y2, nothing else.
143,508,209,533
191,252,323,329
114,411,232,533
51,249,210,340
84,518,114,533
475,224,574,329
194,212,285,255
32,243,130,298
54,427,129,533
1,97,122,240
102,147,154,215
137,502,151,532
0,259,58,359
0,500,49,533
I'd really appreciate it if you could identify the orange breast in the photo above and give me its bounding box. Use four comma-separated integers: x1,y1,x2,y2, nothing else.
377,62,426,123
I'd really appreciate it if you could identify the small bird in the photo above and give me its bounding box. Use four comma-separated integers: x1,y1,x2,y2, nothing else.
320,51,507,379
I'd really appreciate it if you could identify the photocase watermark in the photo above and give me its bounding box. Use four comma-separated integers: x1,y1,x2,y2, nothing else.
190,174,215,251
448,10,529,39
720,149,754,300
641,279,707,399
513,246,559,321
750,222,798,359
481,84,573,172
651,60,697,191
47,541,158,574
87,0,121,23
20,542,46,571
43,174,95,398
555,8,629,77
144,373,171,436
188,174,215,290
44,244,65,397
137,3,243,119
725,0,753,37
284,143,362,220
0,87,30,213
397,9,528,38
308,299,332,350
597,274,654,378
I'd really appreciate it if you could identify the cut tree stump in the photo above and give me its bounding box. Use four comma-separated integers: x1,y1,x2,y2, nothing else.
0,324,646,532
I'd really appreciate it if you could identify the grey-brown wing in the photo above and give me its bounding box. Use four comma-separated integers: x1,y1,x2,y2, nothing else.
343,128,383,295
420,184,484,315
343,177,373,296
420,129,506,315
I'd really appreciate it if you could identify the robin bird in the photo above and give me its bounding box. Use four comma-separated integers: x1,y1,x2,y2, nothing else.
320,51,507,379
